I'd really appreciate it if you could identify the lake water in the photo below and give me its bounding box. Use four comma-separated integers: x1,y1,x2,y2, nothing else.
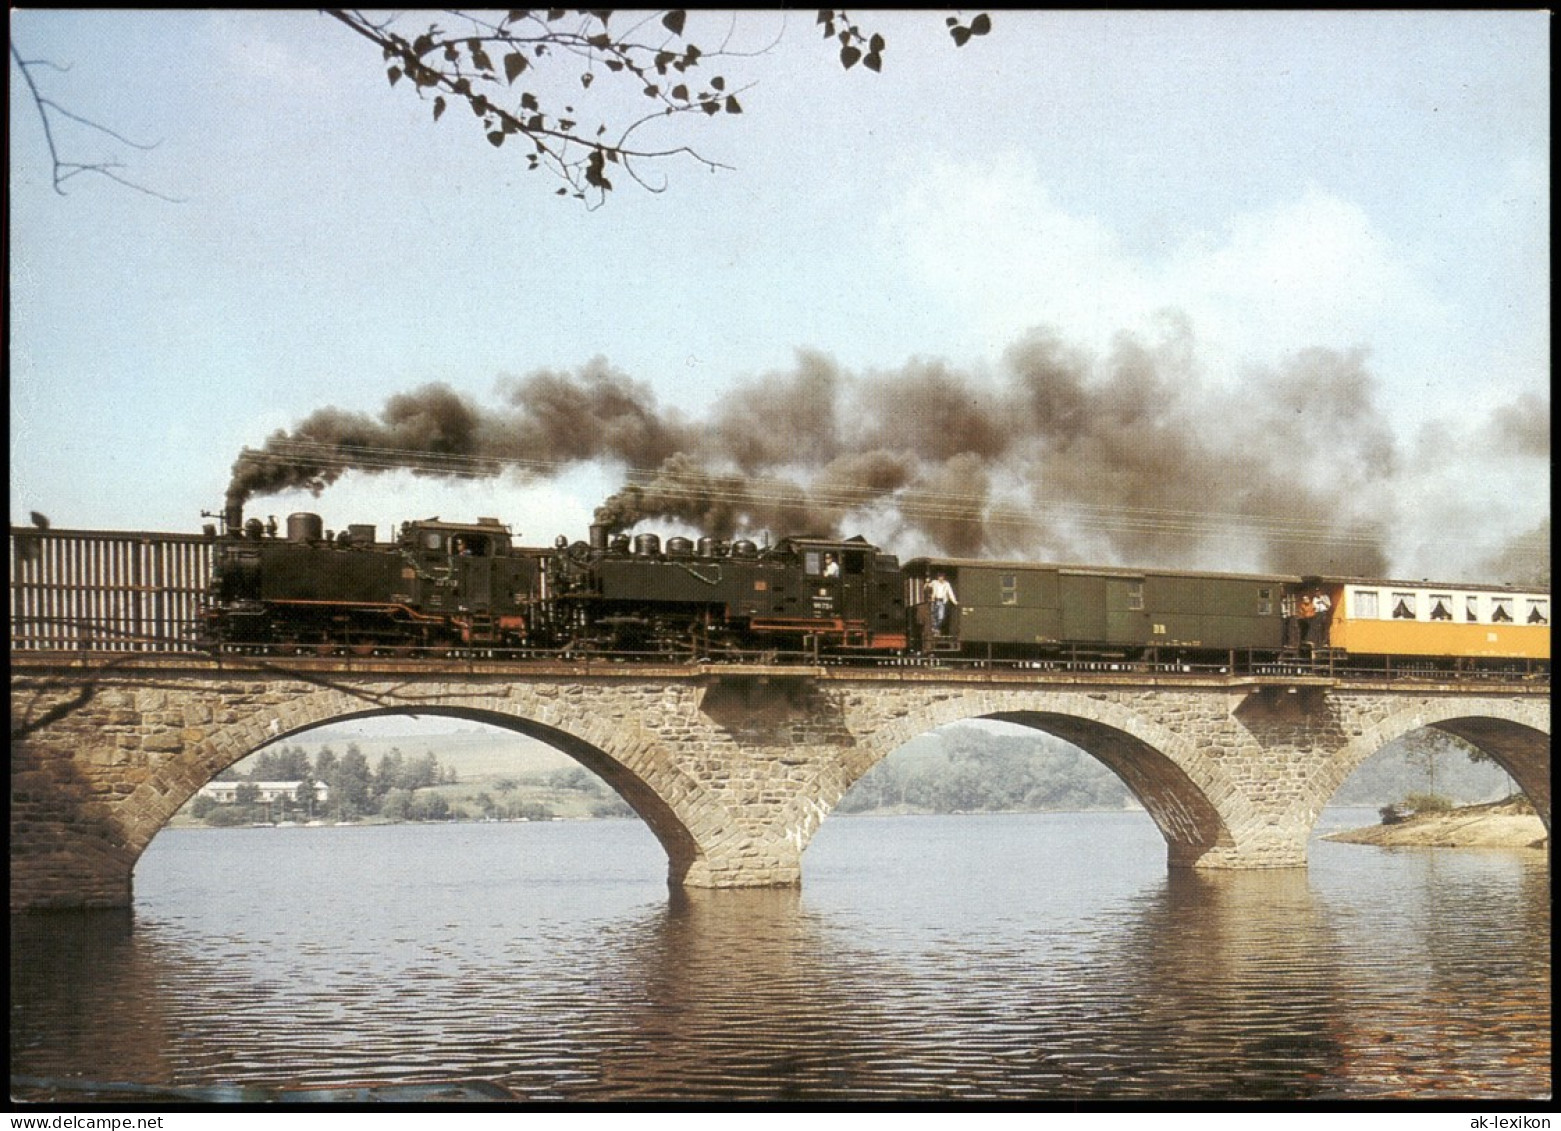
9,811,1551,1102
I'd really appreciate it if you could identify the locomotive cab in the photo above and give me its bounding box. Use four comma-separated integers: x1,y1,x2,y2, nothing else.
394,518,535,643
399,517,514,558
762,536,906,650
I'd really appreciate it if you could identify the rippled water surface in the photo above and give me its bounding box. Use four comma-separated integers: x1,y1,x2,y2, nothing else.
11,812,1551,1101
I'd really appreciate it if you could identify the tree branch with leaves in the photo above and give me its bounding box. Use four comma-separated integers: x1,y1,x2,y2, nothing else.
15,10,988,206
324,8,990,206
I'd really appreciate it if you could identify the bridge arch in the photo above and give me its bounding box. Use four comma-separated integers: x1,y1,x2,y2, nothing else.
823,690,1238,868
11,658,1550,910
118,686,717,890
1321,697,1551,829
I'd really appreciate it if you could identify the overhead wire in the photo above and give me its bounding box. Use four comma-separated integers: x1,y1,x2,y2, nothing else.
236,439,1539,558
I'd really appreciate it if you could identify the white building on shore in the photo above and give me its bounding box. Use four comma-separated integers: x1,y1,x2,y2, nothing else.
197,780,329,805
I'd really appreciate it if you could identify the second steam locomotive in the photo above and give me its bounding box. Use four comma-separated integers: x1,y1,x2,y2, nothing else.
201,507,1550,677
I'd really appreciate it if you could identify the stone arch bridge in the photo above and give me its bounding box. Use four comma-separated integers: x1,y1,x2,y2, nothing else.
10,655,1549,910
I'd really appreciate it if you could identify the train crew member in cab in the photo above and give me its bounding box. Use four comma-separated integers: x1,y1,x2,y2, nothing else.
822,553,840,579
927,572,958,635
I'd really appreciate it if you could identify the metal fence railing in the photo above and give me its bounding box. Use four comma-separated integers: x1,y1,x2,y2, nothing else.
10,527,212,652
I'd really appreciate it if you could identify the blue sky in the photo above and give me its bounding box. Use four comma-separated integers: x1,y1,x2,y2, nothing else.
10,10,1549,581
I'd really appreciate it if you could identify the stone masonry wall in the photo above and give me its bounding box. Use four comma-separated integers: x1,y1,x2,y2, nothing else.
10,662,1549,910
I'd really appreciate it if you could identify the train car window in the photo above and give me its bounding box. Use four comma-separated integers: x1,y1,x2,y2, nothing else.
1353,590,1379,619
423,532,443,552
1391,592,1417,620
1128,582,1144,610
1256,587,1272,615
1491,598,1513,623
1465,595,1480,622
1526,600,1548,624
1429,595,1453,621
1001,574,1018,605
804,551,822,576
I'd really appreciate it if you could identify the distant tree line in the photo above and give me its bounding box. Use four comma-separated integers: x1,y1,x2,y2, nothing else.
472,767,632,822
838,727,1131,815
837,724,1515,817
197,742,462,825
189,723,1511,828
194,743,635,827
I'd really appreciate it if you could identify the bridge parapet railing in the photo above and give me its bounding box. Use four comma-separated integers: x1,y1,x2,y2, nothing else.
10,527,212,654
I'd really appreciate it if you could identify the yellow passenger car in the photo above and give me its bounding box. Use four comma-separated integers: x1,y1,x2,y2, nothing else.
1324,580,1550,661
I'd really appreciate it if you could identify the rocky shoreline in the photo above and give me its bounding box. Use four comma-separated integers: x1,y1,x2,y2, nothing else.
1324,799,1548,851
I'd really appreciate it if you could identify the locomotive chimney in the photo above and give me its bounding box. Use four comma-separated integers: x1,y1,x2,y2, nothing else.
225,501,243,537
589,523,609,551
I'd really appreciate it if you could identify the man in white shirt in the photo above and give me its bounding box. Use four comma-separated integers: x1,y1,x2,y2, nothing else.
927,573,958,635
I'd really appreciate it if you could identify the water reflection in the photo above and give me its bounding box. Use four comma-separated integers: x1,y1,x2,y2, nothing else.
11,910,177,1087
1101,870,1348,1099
1314,850,1552,1099
8,818,1549,1102
576,888,910,1100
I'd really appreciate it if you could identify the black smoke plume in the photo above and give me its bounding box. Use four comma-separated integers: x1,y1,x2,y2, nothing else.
225,361,687,514
225,327,1548,576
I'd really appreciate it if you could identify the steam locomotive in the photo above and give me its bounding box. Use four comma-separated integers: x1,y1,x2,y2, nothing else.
202,509,905,658
200,508,1550,676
